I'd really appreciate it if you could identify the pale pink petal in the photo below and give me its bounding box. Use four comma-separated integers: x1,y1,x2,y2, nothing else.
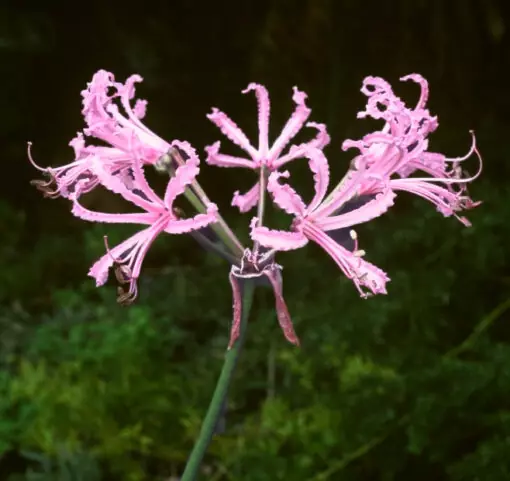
251,224,308,251
163,156,200,208
268,87,311,161
315,188,396,231
389,178,474,225
242,83,270,156
360,76,393,98
165,203,218,234
71,199,158,225
90,158,163,213
305,122,331,150
69,132,86,159
305,148,330,213
271,122,331,169
133,99,147,119
401,74,429,110
267,171,306,216
170,140,201,166
303,222,389,296
121,217,169,282
232,182,260,213
207,108,258,159
312,169,370,219
88,225,159,286
81,70,169,162
205,141,256,169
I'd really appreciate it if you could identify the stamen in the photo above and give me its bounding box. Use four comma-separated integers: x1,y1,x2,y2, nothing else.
116,284,138,305
154,152,174,173
29,177,59,198
27,142,47,172
349,230,359,252
103,235,132,285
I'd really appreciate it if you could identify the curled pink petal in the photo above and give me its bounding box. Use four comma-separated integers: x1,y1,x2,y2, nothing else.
242,83,270,156
400,74,429,110
267,171,306,216
205,141,256,169
268,86,311,160
71,199,157,225
271,122,331,169
206,83,327,212
165,203,219,234
303,222,389,297
207,108,258,159
306,148,330,213
232,183,260,213
316,188,396,231
251,224,309,251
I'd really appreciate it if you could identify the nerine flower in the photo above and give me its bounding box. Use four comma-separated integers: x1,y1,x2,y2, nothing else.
70,141,218,304
29,70,171,199
205,83,330,212
251,147,396,297
343,74,482,226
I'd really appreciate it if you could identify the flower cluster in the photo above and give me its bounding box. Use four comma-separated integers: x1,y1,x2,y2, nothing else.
29,71,219,304
30,71,481,347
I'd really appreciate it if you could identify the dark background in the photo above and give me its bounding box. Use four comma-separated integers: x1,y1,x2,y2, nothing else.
1,1,510,480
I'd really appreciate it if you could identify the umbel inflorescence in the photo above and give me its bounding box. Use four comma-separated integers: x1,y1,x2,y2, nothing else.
29,70,481,347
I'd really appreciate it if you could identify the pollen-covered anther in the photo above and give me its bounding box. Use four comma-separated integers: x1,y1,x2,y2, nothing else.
154,152,173,173
29,177,60,198
116,284,138,305
114,264,132,285
349,229,360,252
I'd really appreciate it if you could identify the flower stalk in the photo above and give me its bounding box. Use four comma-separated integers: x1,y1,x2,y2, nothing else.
180,281,255,481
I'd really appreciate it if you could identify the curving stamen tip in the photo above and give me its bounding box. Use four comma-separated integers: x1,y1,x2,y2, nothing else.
103,236,118,264
27,141,47,172
349,229,360,253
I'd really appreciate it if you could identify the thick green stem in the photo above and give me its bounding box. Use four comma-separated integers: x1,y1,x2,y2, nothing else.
180,282,255,481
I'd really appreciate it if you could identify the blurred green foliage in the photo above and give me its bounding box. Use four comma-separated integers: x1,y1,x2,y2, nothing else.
1,0,510,480
1,175,510,480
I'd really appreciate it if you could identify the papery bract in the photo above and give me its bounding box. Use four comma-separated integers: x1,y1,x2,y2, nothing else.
205,83,330,212
229,249,299,348
71,141,218,303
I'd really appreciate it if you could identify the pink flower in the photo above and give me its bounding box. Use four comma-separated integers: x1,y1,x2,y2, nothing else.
349,74,480,181
251,147,395,297
341,74,482,226
205,83,330,212
352,74,441,178
29,70,171,199
228,249,299,348
70,140,218,303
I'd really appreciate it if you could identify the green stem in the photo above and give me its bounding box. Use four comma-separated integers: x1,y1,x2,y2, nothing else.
253,166,268,255
180,281,256,481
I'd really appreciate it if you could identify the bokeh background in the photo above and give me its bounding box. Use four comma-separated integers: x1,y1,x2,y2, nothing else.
1,1,510,480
